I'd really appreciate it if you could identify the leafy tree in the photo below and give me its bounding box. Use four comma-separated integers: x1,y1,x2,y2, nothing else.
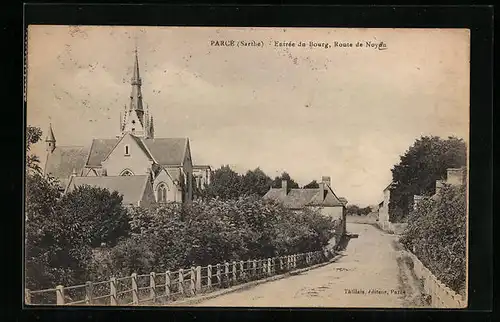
239,167,273,197
201,165,243,200
26,126,43,174
389,136,466,221
303,180,320,189
271,172,300,192
345,205,360,216
58,185,130,248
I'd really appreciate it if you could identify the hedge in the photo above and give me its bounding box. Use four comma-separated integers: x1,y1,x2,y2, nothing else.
399,183,467,294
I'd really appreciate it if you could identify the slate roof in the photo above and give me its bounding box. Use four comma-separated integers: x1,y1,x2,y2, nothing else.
85,136,188,168
65,175,150,205
44,146,90,183
142,138,187,166
263,185,344,209
86,139,119,167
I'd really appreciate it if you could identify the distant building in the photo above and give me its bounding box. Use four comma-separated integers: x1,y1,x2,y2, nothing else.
377,182,395,230
263,176,347,237
192,165,212,190
43,48,208,205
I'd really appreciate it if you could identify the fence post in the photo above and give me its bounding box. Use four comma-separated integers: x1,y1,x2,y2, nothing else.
25,288,31,305
252,260,257,276
196,266,202,293
247,260,252,278
267,258,272,275
279,257,283,270
287,256,290,270
190,267,196,295
240,261,245,279
224,262,229,286
56,285,65,305
131,273,139,305
232,261,237,283
84,281,93,305
271,258,276,274
150,272,156,303
165,271,171,299
178,269,185,295
216,264,221,286
110,277,117,305
207,265,212,289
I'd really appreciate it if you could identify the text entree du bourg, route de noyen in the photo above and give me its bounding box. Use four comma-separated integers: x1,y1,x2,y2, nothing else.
210,39,388,50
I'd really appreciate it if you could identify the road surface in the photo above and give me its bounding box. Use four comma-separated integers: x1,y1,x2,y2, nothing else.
192,223,410,307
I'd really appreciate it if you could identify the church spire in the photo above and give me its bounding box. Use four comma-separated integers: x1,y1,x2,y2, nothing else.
45,123,56,153
129,47,144,121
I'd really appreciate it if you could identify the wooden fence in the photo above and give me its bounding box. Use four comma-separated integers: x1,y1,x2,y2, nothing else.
25,250,329,306
403,250,466,308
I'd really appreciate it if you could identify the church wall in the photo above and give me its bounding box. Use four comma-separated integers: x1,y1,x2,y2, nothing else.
102,134,152,176
153,169,183,203
182,143,194,202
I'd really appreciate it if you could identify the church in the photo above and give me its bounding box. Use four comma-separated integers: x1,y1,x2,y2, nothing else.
43,49,211,207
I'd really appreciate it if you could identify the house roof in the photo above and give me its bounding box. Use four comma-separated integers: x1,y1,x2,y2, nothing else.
44,146,90,181
65,175,150,205
263,185,344,209
84,136,189,168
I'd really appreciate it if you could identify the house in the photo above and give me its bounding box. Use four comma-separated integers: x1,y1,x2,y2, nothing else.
43,48,205,205
263,176,348,238
414,166,467,206
377,182,395,231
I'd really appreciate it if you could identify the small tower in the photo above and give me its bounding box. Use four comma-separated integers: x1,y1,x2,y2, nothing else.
45,123,56,153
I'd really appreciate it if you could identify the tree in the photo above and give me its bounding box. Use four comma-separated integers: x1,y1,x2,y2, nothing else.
345,205,360,216
271,172,300,192
389,136,466,221
303,180,320,189
239,167,273,197
202,165,243,200
26,126,43,174
58,185,130,248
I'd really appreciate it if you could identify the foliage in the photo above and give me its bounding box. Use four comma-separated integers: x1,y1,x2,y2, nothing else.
303,180,320,189
26,126,43,175
271,172,300,192
240,167,273,197
99,196,337,277
345,205,372,216
399,184,467,293
201,165,243,200
58,185,130,248
389,136,466,221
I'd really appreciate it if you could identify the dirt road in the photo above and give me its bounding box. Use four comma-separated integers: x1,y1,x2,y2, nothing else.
192,223,412,308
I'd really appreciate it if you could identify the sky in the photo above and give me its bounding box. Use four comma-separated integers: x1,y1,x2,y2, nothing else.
26,26,470,206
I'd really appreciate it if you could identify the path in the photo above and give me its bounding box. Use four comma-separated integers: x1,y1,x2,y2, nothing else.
191,223,410,307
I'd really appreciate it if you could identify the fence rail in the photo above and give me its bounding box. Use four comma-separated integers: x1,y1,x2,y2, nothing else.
403,250,466,308
25,250,331,306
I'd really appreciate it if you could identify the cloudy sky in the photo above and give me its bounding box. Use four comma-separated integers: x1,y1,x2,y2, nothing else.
26,26,469,206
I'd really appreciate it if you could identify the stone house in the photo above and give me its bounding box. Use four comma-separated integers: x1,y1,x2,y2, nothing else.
377,182,395,230
263,176,348,241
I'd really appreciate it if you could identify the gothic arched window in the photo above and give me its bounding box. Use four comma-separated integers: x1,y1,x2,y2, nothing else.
120,169,134,176
157,183,168,203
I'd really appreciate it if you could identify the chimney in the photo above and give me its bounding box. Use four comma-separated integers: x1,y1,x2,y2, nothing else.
282,179,288,194
321,176,331,189
435,180,444,195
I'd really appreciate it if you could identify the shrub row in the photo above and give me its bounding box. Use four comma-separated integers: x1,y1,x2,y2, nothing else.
92,196,338,280
399,183,467,294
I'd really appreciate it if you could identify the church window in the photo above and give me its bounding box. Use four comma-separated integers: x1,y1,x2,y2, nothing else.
132,120,136,124
124,144,130,155
120,169,133,176
131,128,135,132
157,183,168,203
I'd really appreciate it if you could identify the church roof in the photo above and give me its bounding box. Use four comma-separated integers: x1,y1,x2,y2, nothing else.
44,146,89,184
263,185,344,209
142,138,188,166
86,139,119,167
85,136,188,168
65,175,150,205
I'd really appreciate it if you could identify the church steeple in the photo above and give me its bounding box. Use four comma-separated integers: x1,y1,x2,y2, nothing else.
45,123,56,153
121,47,150,138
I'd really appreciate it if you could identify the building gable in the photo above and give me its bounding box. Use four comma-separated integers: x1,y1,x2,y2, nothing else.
101,133,153,176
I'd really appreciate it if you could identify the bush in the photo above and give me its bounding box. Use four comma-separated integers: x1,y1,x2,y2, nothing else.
399,183,466,293
102,196,337,275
